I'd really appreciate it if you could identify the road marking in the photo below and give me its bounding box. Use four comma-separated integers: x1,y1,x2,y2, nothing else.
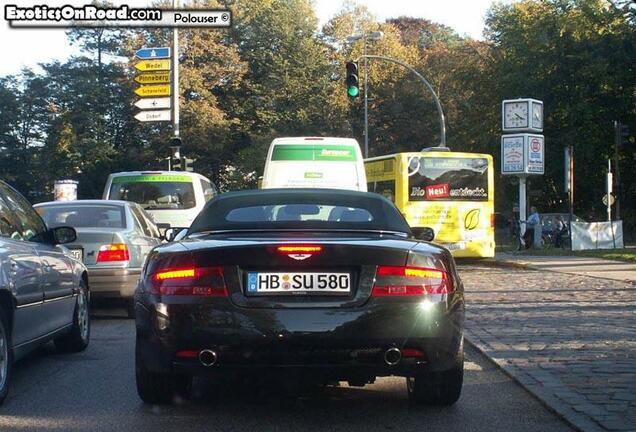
465,361,483,371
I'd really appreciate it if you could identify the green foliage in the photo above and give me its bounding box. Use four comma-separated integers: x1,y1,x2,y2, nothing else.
0,0,633,236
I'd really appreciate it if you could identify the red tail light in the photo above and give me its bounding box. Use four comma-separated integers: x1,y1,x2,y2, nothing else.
150,266,227,296
372,266,452,296
490,213,495,229
277,245,322,254
96,244,130,262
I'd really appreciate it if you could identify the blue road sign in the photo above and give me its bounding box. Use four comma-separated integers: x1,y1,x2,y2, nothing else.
135,47,170,60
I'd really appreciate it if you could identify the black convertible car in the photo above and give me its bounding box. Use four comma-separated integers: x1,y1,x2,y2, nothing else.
134,189,464,405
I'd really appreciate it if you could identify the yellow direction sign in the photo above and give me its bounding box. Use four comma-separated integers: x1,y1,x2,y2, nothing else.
134,59,170,72
135,84,171,97
134,72,170,85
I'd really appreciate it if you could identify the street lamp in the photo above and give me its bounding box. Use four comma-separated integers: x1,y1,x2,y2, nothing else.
347,31,383,158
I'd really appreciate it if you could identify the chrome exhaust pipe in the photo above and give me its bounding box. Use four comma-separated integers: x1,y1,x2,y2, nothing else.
199,349,218,367
384,347,401,366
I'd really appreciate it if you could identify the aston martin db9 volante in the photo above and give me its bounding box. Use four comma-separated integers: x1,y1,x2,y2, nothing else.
134,189,464,405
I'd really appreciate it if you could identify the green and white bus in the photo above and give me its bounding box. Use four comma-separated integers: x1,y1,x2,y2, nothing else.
261,137,367,191
103,171,217,229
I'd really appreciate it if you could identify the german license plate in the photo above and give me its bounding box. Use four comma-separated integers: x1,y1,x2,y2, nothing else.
69,249,83,262
246,272,351,295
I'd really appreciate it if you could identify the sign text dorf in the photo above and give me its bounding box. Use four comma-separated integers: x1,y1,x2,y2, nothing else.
134,59,170,72
134,97,171,110
135,47,170,60
135,84,170,97
134,110,171,122
134,72,170,85
501,134,544,175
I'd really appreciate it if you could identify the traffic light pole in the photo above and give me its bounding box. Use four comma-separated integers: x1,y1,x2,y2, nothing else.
357,55,446,148
363,38,369,158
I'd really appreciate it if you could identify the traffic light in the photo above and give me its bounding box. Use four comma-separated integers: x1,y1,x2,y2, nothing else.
345,61,359,98
181,158,195,172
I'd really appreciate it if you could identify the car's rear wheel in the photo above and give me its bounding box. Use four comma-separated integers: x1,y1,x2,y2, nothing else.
407,360,463,406
54,279,90,353
0,307,13,405
135,341,191,404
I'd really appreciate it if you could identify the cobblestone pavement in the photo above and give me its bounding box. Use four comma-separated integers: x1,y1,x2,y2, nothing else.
459,264,636,432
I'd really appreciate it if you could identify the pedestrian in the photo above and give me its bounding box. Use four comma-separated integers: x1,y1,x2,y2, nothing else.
555,216,568,248
523,206,540,248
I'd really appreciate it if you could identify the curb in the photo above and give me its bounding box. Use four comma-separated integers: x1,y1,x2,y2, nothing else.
471,257,635,285
474,258,532,270
464,333,604,432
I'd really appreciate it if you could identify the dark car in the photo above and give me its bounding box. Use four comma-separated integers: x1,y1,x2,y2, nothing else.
35,200,162,317
0,181,90,404
134,189,464,406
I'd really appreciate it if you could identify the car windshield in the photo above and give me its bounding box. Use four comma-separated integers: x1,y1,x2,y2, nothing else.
108,176,195,210
37,205,127,229
189,189,411,234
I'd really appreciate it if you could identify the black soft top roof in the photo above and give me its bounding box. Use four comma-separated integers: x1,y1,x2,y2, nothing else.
189,188,412,234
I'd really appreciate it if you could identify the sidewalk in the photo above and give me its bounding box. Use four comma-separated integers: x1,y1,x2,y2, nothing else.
460,259,636,432
493,253,636,283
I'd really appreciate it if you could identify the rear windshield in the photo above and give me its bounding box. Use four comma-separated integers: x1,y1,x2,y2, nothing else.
189,190,410,234
37,205,126,229
108,175,195,210
408,157,489,202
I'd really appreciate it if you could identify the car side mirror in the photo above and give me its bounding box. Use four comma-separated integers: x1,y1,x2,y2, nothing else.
163,227,187,242
53,226,77,244
412,227,435,242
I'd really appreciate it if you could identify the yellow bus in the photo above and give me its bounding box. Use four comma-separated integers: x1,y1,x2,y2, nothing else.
365,151,495,258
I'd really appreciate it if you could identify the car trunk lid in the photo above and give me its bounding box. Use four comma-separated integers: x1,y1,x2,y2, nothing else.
186,232,416,309
66,228,127,266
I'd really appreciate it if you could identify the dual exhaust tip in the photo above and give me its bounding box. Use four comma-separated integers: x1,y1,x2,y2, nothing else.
199,349,217,367
384,347,402,366
198,347,404,367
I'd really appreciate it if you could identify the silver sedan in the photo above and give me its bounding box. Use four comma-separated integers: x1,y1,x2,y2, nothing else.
35,200,162,317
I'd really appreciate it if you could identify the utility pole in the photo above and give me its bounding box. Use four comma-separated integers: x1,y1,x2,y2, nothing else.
613,121,621,220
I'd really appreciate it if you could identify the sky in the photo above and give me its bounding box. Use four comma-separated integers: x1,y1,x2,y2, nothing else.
0,0,497,77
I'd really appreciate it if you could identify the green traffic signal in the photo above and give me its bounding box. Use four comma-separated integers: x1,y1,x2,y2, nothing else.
345,61,359,98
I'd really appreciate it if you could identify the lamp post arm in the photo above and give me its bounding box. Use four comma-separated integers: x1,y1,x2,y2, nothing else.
356,54,446,148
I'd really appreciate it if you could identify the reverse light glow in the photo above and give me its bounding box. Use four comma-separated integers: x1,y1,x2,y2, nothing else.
419,299,434,311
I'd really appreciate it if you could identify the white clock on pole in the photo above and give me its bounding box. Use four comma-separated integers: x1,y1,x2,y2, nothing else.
502,98,543,132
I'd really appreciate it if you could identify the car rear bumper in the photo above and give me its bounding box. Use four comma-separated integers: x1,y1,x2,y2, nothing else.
135,296,464,378
88,267,141,299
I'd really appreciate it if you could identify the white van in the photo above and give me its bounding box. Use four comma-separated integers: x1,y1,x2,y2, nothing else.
102,171,217,229
261,137,367,191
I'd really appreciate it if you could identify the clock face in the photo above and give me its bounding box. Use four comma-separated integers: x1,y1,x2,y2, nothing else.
504,101,529,129
532,102,543,129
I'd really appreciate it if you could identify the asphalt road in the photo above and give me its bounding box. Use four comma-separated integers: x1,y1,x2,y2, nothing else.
0,309,574,432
